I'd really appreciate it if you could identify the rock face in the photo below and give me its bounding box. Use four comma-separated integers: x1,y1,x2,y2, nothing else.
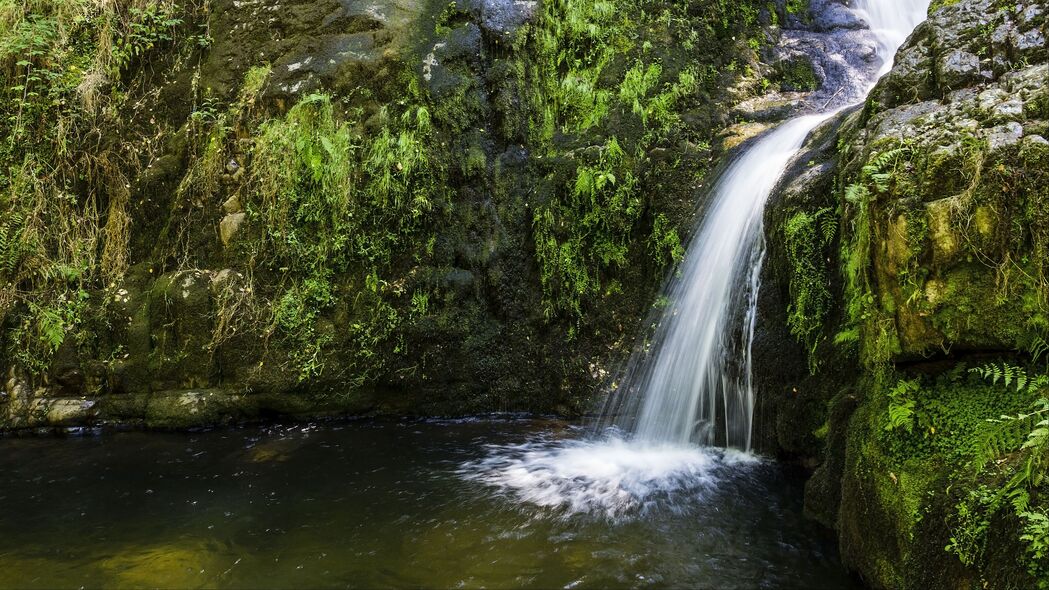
855,0,1047,361
758,0,1049,586
1,0,784,429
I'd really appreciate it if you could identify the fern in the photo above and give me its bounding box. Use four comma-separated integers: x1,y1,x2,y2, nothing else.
1020,510,1049,567
970,363,1049,394
958,364,1049,580
885,378,921,433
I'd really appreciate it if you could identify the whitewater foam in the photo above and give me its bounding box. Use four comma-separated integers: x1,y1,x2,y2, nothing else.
459,433,762,519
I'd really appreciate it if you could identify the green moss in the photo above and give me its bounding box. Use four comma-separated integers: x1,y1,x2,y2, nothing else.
241,87,446,380
784,207,836,372
776,57,819,92
785,0,809,15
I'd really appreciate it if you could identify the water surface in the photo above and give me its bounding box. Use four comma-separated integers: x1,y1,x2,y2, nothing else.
0,419,860,589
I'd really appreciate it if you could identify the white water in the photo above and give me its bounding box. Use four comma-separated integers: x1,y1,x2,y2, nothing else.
459,432,761,518
464,0,930,517
855,0,931,76
627,113,834,449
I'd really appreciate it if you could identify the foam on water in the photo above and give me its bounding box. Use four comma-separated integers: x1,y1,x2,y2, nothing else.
459,433,761,519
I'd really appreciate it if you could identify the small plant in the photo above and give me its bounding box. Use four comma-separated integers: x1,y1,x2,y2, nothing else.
947,362,1049,584
784,206,837,371
885,378,920,433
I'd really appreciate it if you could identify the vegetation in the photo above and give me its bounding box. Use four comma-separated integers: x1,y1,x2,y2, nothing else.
246,87,446,381
946,363,1049,586
517,0,764,322
783,206,837,371
1,0,205,374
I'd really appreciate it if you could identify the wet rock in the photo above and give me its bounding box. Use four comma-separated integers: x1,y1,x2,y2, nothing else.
731,94,805,122
478,0,537,38
811,0,865,32
423,23,483,97
202,0,425,100
878,39,936,107
39,398,96,426
936,49,981,90
145,390,241,428
720,121,774,151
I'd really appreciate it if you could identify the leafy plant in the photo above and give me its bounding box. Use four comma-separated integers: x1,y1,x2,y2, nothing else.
947,363,1049,583
784,206,837,371
885,378,920,434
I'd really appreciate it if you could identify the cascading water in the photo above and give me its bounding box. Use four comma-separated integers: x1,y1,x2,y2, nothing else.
608,113,835,450
599,0,931,452
462,0,930,516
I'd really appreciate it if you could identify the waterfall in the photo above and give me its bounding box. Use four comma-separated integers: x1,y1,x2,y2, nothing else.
598,0,931,451
462,0,932,519
606,114,834,448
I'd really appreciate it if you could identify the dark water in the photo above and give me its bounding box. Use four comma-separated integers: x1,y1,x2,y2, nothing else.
0,419,860,589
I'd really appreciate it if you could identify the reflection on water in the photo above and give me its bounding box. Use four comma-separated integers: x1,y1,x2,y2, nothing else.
0,419,860,589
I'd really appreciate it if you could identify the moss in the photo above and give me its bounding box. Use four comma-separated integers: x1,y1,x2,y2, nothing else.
784,207,836,371
838,367,1037,589
241,89,446,381
775,56,819,92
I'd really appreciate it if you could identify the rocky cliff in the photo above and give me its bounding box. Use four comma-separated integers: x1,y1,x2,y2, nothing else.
760,0,1049,586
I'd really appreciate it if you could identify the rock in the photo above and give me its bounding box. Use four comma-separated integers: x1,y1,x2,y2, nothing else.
761,1,1049,583
101,543,219,588
878,39,936,107
1012,28,1047,59
936,49,981,90
720,121,774,151
731,94,805,122
423,23,483,97
221,195,242,215
812,0,865,31
479,0,537,37
202,0,425,100
986,121,1024,152
219,212,246,247
147,271,218,392
145,390,240,429
40,398,96,425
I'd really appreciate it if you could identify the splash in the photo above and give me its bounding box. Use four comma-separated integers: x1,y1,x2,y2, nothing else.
459,433,761,519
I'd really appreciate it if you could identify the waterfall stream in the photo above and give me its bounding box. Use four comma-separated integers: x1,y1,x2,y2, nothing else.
599,0,930,452
463,0,930,517
606,113,835,449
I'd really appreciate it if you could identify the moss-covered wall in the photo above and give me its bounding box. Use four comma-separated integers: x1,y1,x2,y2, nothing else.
759,0,1049,586
1,0,792,428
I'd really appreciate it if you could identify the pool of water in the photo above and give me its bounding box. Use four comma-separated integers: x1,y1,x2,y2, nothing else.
0,419,861,589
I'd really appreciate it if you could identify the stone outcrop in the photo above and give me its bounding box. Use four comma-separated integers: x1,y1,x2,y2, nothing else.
758,0,1049,586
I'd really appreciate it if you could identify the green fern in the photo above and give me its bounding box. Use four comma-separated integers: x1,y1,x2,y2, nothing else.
970,362,1049,394
885,378,920,433
956,364,1049,580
